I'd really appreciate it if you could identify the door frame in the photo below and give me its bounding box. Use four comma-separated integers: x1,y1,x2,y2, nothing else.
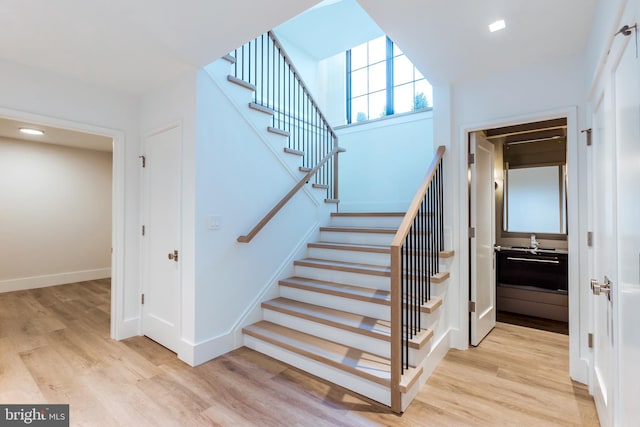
139,121,184,352
468,131,496,346
0,106,127,340
455,106,587,383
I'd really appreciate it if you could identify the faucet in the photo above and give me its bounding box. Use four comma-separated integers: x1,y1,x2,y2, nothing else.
530,234,539,249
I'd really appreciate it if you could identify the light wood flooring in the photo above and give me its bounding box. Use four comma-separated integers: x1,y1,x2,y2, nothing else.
1,279,599,426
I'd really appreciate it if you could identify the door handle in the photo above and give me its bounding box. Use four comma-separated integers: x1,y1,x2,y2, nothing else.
168,250,179,262
590,276,612,301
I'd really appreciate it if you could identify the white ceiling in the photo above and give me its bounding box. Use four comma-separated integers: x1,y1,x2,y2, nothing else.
358,0,597,84
0,0,597,93
0,117,113,152
0,0,320,94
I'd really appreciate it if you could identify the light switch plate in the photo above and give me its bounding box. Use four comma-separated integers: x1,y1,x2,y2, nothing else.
208,215,221,230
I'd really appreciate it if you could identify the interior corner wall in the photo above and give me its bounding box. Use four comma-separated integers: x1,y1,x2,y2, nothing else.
0,58,141,339
336,111,434,212
0,138,112,291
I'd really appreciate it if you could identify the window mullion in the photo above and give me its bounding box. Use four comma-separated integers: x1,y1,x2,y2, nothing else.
346,49,352,124
386,36,394,116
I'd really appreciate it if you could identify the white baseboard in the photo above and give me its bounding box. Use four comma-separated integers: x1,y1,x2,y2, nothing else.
114,317,141,341
0,268,111,293
178,333,236,367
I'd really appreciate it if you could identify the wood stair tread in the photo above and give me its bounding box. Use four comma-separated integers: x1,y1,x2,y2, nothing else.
267,126,289,137
331,212,405,217
279,277,391,305
440,250,455,258
243,321,393,386
263,297,391,341
422,297,443,314
248,102,274,115
227,75,255,91
294,258,391,277
308,241,391,254
320,226,397,234
431,271,450,283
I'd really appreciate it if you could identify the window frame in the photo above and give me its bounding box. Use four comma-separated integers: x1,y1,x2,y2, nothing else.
346,36,429,124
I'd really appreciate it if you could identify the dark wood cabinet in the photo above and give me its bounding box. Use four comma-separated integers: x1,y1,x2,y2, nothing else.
496,249,568,292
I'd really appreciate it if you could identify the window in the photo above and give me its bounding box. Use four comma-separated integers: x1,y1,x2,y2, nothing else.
346,36,432,123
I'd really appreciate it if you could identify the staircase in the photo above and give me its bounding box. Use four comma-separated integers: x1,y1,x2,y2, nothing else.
243,212,452,411
211,32,451,412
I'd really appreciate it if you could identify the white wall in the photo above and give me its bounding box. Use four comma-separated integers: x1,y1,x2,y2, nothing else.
0,138,112,290
0,58,140,339
317,53,347,126
336,111,434,212
444,54,589,384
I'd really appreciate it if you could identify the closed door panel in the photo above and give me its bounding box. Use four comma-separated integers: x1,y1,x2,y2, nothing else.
143,125,182,353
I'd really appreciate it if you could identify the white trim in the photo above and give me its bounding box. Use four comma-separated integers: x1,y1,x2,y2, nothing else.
456,106,587,384
0,107,127,340
0,268,111,293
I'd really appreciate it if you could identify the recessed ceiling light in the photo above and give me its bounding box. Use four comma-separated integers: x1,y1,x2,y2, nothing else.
489,19,506,33
19,128,45,136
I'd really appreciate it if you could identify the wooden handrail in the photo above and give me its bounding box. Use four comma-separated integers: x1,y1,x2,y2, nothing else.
267,31,337,141
389,145,445,413
237,146,345,243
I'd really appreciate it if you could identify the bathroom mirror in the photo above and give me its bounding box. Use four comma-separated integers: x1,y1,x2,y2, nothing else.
504,164,566,234
501,131,567,238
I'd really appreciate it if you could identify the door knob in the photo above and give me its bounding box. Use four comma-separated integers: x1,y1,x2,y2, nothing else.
168,250,179,262
590,276,612,301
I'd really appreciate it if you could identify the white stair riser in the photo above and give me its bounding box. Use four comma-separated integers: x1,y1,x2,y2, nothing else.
244,335,391,406
279,286,390,321
294,265,390,290
319,231,395,246
307,247,390,266
408,340,430,367
330,216,403,228
262,309,390,358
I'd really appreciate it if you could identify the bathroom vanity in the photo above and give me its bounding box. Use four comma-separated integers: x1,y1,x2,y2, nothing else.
496,247,568,322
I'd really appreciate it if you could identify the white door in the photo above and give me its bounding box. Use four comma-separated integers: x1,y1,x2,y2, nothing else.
590,91,616,427
613,28,640,426
470,132,496,346
143,125,182,352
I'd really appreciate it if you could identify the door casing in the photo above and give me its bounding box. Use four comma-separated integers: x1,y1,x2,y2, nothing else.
454,106,585,383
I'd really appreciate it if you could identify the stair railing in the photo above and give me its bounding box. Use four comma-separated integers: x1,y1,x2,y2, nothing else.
231,31,342,243
389,145,445,412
